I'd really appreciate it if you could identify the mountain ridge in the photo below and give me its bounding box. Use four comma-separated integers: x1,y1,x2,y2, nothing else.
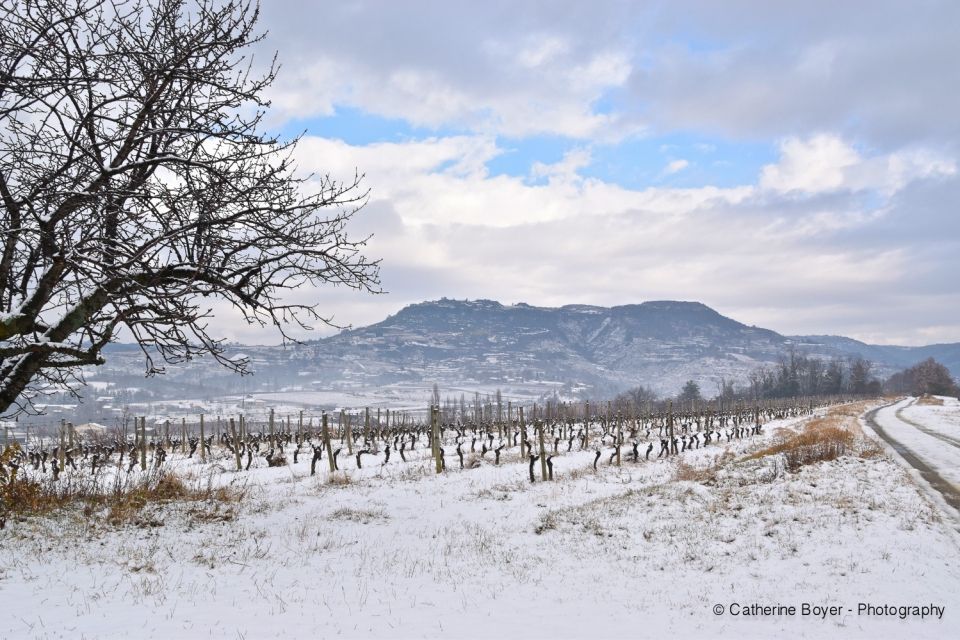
304,297,958,394
87,298,960,405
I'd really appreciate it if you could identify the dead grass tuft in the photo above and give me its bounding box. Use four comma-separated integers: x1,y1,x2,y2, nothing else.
329,506,387,523
326,471,353,486
267,455,288,467
917,394,944,406
672,460,716,483
1,461,241,528
746,415,854,472
672,450,734,484
534,511,558,534
856,438,886,459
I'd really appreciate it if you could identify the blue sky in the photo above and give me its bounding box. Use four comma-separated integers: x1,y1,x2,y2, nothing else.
222,0,960,347
276,108,777,190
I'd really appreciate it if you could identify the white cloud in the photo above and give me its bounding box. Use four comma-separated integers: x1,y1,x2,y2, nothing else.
531,148,592,183
760,134,955,196
760,135,861,194
515,35,569,69
294,136,755,229
214,132,955,347
663,159,690,175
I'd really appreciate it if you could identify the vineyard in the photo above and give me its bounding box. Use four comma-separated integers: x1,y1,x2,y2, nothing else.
1,396,958,638
1,397,823,508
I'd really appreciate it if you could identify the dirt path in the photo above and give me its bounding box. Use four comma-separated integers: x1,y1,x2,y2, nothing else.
864,402,960,515
894,398,960,449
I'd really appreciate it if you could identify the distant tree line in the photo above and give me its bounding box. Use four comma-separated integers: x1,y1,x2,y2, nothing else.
745,351,881,399
612,352,959,409
884,358,959,396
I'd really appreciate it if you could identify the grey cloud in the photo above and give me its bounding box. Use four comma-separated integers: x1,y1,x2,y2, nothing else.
257,1,960,150
626,2,960,150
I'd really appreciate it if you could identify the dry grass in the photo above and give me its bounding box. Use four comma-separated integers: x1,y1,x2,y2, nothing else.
101,473,239,526
326,471,353,486
917,394,944,406
534,511,558,534
1,451,241,528
464,453,483,469
329,506,387,523
672,450,734,483
745,407,868,472
267,454,288,467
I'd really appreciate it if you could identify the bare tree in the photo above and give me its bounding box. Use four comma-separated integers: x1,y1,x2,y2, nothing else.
848,357,874,395
885,358,958,396
0,0,380,415
612,384,657,413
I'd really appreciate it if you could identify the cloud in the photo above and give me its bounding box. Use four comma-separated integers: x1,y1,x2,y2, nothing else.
531,148,592,182
259,3,640,140
256,1,960,152
205,131,954,347
662,159,690,175
760,134,955,196
623,1,960,150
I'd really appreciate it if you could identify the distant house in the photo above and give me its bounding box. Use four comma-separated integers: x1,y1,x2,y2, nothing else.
73,422,109,438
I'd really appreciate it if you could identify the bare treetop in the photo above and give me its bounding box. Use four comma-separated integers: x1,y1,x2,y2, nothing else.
0,0,381,415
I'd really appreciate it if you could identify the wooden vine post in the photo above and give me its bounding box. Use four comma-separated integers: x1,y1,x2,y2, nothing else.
322,414,336,473
140,417,147,471
519,406,526,458
668,401,674,451
58,419,66,468
538,421,548,480
584,400,590,448
269,408,275,449
432,405,443,474
229,418,242,471
199,414,206,462
616,413,622,466
345,412,354,455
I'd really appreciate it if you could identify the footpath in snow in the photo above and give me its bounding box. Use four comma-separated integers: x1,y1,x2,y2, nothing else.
864,396,960,519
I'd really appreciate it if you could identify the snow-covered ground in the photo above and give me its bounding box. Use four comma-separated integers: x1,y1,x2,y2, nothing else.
2,401,959,639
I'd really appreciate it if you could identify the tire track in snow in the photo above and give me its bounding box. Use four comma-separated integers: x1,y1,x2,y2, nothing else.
894,398,960,449
864,403,960,515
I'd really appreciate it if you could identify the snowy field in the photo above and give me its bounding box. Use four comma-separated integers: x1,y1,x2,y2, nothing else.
1,400,959,639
